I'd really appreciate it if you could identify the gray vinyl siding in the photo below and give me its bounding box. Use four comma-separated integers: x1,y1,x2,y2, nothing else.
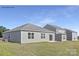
3,31,21,43
62,34,67,41
56,29,66,34
3,31,55,43
21,31,55,43
72,32,78,41
66,31,72,41
65,30,78,41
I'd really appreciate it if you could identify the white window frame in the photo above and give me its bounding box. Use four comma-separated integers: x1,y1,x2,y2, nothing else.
41,33,45,39
28,33,34,39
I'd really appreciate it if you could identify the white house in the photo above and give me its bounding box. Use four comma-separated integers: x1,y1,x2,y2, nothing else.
3,23,55,43
44,24,67,41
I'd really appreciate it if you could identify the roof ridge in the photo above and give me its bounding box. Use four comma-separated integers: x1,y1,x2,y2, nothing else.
45,24,64,29
5,23,54,33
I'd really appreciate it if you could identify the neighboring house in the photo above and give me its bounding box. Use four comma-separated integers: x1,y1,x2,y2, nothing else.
44,24,67,41
3,23,55,43
65,29,78,41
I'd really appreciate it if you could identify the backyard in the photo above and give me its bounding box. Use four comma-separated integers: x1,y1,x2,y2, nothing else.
0,40,79,56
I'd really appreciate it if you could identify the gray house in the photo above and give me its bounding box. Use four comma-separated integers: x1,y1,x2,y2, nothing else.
44,24,67,41
65,29,78,41
3,23,55,43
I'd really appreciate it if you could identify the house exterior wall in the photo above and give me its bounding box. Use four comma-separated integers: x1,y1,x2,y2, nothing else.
66,30,78,41
56,29,66,34
3,31,21,43
55,34,62,41
72,32,78,41
56,29,67,41
3,31,55,43
66,30,72,41
55,34,66,41
44,25,67,41
21,31,55,43
62,34,67,41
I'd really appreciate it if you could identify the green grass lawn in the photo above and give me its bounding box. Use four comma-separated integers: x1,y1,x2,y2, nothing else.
0,40,79,56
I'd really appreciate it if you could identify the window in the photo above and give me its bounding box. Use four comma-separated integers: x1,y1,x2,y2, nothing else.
32,33,34,39
28,33,31,39
41,33,45,39
28,33,34,39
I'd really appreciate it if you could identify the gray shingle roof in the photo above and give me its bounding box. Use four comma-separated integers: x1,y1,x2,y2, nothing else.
44,24,64,30
44,24,67,34
64,28,77,33
4,23,54,33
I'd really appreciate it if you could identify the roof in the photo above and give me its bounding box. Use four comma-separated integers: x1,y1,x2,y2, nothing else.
4,23,54,33
44,24,67,34
64,28,77,33
44,24,65,30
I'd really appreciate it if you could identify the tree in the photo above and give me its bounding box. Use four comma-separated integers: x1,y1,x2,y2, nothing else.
0,26,9,37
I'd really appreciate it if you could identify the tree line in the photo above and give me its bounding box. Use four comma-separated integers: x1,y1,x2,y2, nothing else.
0,26,9,37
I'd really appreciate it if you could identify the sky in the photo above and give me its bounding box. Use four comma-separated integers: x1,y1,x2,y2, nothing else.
0,5,79,35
